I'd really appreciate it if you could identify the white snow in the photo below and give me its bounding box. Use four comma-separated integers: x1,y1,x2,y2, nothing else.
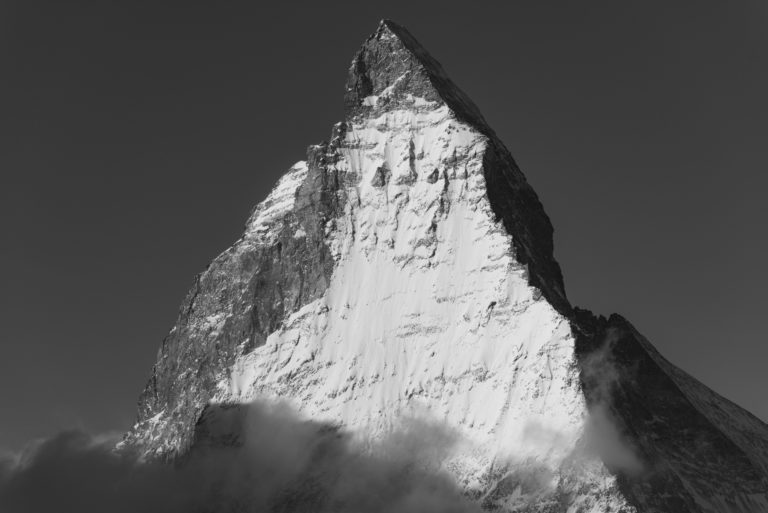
213,102,632,510
245,161,308,244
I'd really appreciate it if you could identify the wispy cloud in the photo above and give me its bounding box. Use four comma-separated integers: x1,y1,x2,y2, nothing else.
0,401,480,513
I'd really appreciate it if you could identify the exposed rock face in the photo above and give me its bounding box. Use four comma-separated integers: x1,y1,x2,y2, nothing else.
125,20,768,512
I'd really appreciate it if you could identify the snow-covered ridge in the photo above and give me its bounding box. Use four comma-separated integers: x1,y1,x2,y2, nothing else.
245,161,308,244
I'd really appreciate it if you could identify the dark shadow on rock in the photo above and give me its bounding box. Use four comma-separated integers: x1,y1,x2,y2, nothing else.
572,308,768,512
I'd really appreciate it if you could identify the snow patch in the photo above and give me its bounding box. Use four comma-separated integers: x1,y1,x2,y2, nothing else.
245,161,307,244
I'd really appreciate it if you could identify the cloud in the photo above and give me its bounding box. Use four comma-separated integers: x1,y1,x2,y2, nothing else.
583,404,644,476
577,328,645,476
0,401,480,513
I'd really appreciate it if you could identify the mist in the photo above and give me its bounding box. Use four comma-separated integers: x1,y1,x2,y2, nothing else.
578,328,645,476
0,401,480,513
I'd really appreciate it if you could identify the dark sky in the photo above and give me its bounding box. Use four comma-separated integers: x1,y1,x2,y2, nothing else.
1,0,766,451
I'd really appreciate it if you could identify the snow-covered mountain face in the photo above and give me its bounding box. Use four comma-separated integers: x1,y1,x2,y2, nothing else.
126,20,768,512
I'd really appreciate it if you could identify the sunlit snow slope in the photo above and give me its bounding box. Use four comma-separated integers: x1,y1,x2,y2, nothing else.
127,20,768,513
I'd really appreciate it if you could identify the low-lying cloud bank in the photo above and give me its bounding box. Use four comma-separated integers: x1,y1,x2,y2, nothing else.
0,402,480,513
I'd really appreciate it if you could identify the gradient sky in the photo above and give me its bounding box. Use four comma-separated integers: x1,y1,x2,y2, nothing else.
1,0,767,451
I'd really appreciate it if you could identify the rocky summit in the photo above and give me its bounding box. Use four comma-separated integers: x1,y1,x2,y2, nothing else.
124,20,768,512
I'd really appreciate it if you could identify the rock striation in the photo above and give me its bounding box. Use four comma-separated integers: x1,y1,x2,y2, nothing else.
125,20,768,512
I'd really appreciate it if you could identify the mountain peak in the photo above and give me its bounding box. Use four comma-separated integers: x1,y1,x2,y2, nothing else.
126,21,768,512
344,20,489,130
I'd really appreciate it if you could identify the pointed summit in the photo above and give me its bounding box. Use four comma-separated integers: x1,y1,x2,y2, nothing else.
345,20,488,130
345,21,569,313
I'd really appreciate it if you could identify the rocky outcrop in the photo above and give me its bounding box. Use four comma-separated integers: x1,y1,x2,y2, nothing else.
125,19,768,512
